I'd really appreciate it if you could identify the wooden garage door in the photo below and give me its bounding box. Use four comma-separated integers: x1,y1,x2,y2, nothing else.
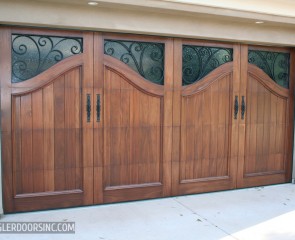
93,34,173,203
1,27,294,213
172,40,240,195
237,46,295,187
1,28,94,212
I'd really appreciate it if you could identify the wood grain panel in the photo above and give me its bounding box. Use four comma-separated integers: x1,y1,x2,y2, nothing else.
3,28,294,212
54,75,66,191
100,38,173,203
104,69,162,188
244,76,287,176
217,75,230,176
237,49,292,188
172,41,237,196
20,94,34,194
12,68,83,196
32,90,44,193
2,28,94,213
64,68,81,190
43,84,55,192
180,74,232,182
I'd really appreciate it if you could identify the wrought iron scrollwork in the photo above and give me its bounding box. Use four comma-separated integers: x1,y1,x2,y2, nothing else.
248,50,290,88
12,34,83,83
182,45,233,85
104,40,164,85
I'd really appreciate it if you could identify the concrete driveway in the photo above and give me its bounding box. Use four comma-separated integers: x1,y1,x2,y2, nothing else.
1,184,295,240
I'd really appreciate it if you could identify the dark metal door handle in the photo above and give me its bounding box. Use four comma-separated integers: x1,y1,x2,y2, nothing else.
241,96,246,120
86,94,91,122
234,95,239,119
96,94,101,122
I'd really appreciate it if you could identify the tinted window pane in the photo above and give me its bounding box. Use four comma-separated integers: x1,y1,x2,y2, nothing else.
248,50,290,88
182,45,233,86
104,40,164,85
12,34,83,83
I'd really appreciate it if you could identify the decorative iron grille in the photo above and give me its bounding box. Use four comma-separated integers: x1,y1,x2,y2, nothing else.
182,45,233,85
248,50,290,88
12,34,83,83
104,39,164,85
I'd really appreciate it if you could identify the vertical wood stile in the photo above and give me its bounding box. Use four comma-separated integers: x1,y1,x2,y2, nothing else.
171,39,182,195
82,31,94,205
93,32,104,203
236,44,245,187
286,49,295,181
1,27,14,211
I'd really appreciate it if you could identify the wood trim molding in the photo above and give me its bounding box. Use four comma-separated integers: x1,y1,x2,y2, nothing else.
104,55,164,96
182,62,233,96
248,64,289,98
11,55,83,94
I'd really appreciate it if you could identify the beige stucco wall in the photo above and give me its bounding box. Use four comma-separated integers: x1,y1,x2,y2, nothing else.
165,0,295,17
1,0,295,46
0,0,295,214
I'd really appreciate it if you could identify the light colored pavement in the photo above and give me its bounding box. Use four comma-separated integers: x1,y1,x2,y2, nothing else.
1,184,295,240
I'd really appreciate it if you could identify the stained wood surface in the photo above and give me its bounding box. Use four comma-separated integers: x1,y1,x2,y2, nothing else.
12,68,82,194
2,28,94,213
172,39,238,195
1,27,294,212
180,74,231,181
100,37,174,202
103,67,162,187
237,45,293,187
244,75,286,175
95,34,174,203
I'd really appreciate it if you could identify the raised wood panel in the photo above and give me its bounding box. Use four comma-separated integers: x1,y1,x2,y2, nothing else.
244,75,287,176
103,68,162,188
99,38,174,203
237,47,293,188
180,74,231,182
12,67,83,195
172,45,237,195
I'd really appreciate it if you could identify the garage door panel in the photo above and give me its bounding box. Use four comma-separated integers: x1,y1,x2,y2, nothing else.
180,74,232,183
2,28,294,213
98,35,173,202
1,29,94,212
103,68,163,190
244,75,287,176
12,67,83,196
237,46,293,187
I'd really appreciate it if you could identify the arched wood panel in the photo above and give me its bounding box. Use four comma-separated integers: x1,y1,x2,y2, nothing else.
180,73,232,183
94,36,173,203
102,63,165,202
172,40,240,196
104,68,163,186
244,75,287,175
1,29,94,213
12,67,82,195
237,62,292,187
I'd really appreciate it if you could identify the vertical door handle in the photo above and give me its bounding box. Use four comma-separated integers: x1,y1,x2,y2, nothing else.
241,96,246,120
96,94,101,122
234,95,239,119
86,94,91,122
